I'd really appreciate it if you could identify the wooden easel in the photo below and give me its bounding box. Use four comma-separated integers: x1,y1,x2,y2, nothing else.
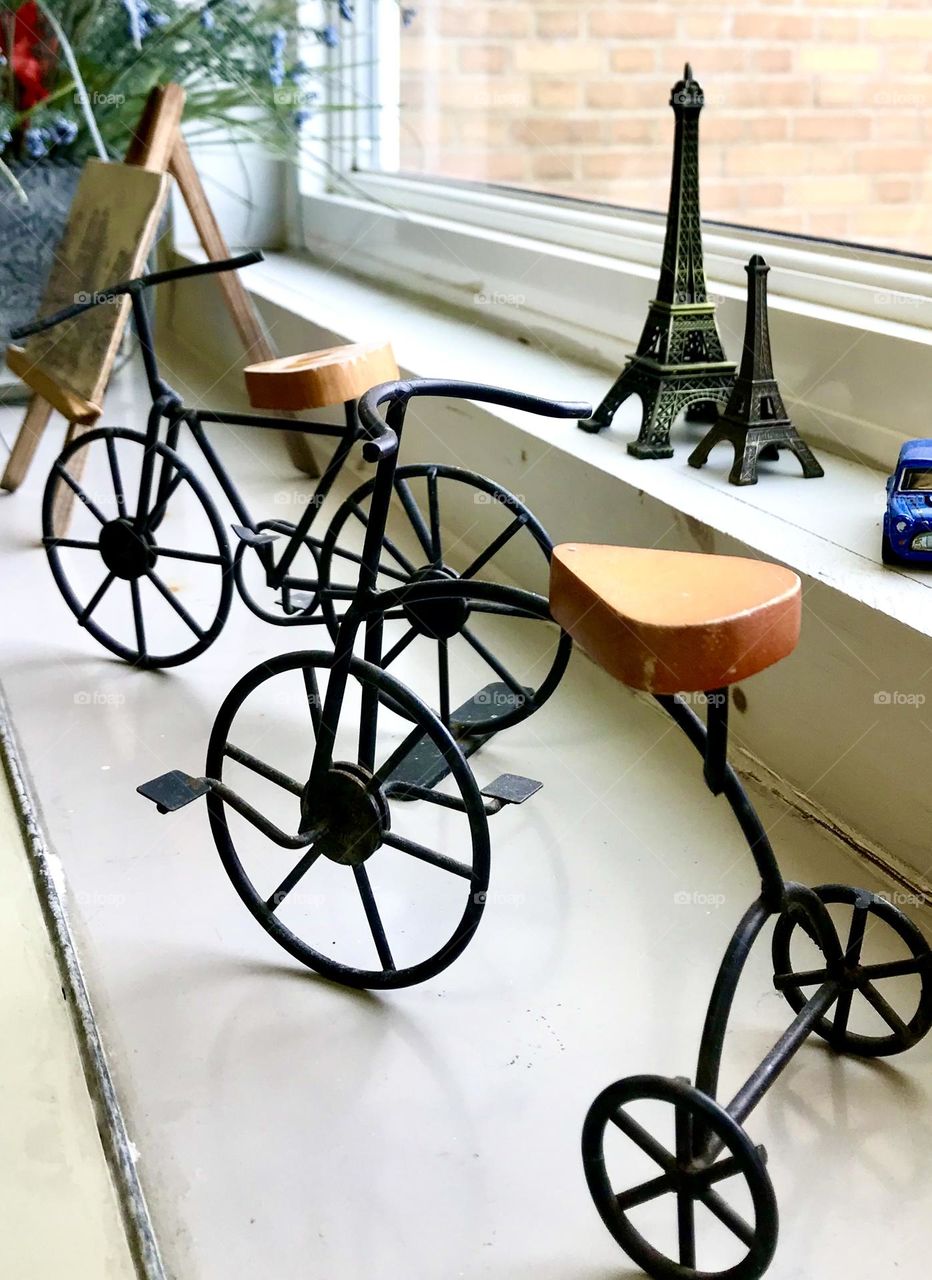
1,84,318,497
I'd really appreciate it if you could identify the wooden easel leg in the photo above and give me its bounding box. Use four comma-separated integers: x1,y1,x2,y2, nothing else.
1,394,54,492
169,136,320,479
50,421,95,534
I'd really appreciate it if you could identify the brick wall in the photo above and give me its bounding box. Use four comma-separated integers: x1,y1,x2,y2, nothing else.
398,1,932,253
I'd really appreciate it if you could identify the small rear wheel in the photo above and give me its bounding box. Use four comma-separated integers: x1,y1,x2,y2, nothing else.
772,883,932,1057
43,427,232,668
583,1075,778,1280
206,650,491,989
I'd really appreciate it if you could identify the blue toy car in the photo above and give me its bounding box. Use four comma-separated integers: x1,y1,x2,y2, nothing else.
883,439,932,565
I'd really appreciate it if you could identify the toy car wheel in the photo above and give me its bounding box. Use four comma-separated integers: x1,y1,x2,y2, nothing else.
43,427,233,668
582,1074,778,1280
772,883,932,1057
881,532,900,565
206,650,491,989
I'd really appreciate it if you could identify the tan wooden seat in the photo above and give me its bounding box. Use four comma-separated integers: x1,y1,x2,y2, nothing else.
244,341,398,411
550,544,801,694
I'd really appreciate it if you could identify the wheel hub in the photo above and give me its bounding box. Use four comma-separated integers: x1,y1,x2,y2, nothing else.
304,763,388,866
402,565,470,640
98,518,157,580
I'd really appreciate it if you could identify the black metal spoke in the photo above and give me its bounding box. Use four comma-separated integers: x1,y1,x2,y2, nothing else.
675,1097,696,1268
326,542,409,583
697,1187,755,1248
395,477,434,562
155,546,225,565
347,502,416,575
843,902,869,966
461,627,528,700
694,1154,746,1190
302,665,322,737
833,987,855,1039
614,1173,673,1212
78,572,115,625
146,571,205,638
774,966,830,991
860,981,910,1041
54,462,107,524
224,742,304,798
427,469,442,564
380,627,418,668
610,1109,676,1172
44,537,100,552
438,638,450,726
130,579,147,659
460,513,527,580
354,865,395,971
370,723,433,789
859,956,930,982
381,830,475,880
266,845,322,911
106,433,127,517
145,467,185,530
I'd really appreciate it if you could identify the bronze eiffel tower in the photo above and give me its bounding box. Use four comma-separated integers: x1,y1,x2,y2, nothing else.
688,255,824,485
579,64,735,458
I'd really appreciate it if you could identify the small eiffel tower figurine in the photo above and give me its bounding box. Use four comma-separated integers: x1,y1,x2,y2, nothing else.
579,63,735,458
688,255,824,485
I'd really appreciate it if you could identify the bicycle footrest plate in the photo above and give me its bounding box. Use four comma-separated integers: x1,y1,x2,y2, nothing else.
232,523,278,547
449,682,533,730
137,770,210,813
277,590,315,613
481,773,542,805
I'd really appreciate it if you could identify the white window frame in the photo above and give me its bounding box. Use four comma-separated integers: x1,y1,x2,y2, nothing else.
290,13,932,468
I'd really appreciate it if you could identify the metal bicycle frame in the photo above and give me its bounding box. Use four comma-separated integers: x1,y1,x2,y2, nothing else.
128,287,358,608
657,690,864,1167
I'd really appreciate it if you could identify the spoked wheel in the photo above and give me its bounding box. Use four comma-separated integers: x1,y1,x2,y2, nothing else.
772,883,932,1057
582,1075,778,1280
205,650,491,989
43,428,233,668
317,464,571,734
233,519,322,625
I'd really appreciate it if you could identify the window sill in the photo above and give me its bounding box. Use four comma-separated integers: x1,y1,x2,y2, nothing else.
168,245,932,897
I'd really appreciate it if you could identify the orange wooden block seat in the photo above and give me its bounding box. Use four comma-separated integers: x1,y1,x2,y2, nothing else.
244,341,398,411
549,544,801,694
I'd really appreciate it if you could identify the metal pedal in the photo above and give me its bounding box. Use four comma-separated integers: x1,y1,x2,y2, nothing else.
481,773,542,806
232,523,279,547
449,682,533,731
277,589,315,613
137,770,210,813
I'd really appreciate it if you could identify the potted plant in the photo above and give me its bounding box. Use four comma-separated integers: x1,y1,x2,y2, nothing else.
0,0,381,344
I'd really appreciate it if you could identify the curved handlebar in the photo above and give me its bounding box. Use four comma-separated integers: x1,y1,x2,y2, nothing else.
10,250,264,341
357,378,592,463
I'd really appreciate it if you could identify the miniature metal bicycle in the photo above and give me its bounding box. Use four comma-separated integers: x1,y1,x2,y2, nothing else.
137,378,589,989
550,543,932,1280
19,251,577,742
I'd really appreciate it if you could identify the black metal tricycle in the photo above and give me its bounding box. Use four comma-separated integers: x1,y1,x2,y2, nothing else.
550,541,932,1280
136,377,588,989
20,251,579,745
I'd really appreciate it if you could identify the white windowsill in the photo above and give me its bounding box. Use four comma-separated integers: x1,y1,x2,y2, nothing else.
175,245,931,640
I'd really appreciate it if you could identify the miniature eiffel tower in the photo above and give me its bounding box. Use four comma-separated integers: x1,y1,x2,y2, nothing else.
579,63,736,458
688,255,824,485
